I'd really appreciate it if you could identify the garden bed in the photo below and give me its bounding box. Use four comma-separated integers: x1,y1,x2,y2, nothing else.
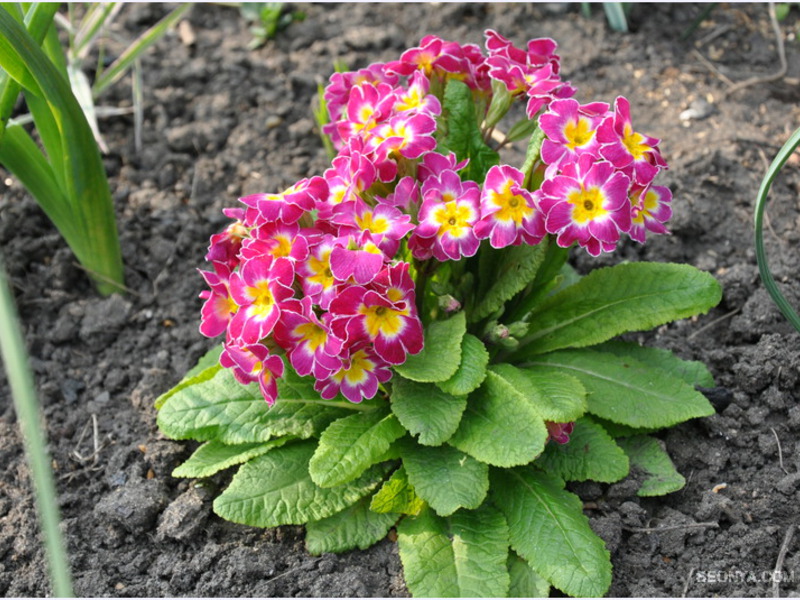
1,3,800,596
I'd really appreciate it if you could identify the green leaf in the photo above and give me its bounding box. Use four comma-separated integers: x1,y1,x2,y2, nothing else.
397,505,510,597
595,340,715,387
525,349,715,429
449,369,548,467
395,311,466,383
370,466,426,515
439,79,499,183
391,377,466,446
309,409,405,487
494,363,586,422
471,241,549,323
536,417,629,483
507,551,550,598
172,439,289,478
155,346,223,410
213,440,386,527
305,497,398,554
492,468,611,597
401,441,489,516
617,435,686,496
520,126,546,189
436,333,489,396
517,262,722,356
156,367,350,444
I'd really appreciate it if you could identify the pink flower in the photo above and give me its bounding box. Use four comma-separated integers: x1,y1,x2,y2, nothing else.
628,183,672,244
325,63,399,123
329,231,387,286
319,149,377,219
392,71,442,116
385,34,468,78
373,111,437,160
273,298,344,379
220,343,285,406
205,208,248,272
545,421,574,444
538,154,632,257
336,81,396,145
474,165,545,248
417,151,468,184
239,176,327,225
412,170,481,261
597,96,667,185
299,234,340,310
314,345,392,404
331,199,414,258
240,221,310,263
382,176,420,211
227,256,295,344
539,99,610,173
198,266,237,338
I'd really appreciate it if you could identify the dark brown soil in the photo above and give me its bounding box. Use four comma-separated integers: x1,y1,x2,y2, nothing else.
2,3,800,597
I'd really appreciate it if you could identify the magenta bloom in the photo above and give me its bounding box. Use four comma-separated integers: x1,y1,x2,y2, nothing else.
545,421,574,445
417,151,468,183
382,176,420,211
329,284,423,365
336,81,396,144
239,176,327,226
220,343,285,406
597,96,667,185
385,34,469,78
374,111,437,160
392,70,442,116
474,164,545,248
240,221,310,263
538,154,632,257
205,208,248,272
539,99,610,173
273,298,344,379
198,266,237,338
315,345,392,404
412,170,481,262
331,200,414,258
319,149,377,219
628,183,672,244
329,231,387,286
325,63,399,123
299,235,340,310
227,256,295,344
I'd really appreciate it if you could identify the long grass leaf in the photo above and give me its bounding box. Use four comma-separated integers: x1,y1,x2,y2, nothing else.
754,126,800,331
0,257,74,597
0,8,124,294
73,2,121,62
603,3,629,32
92,3,191,96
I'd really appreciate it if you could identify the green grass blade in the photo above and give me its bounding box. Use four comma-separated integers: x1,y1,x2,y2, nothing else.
603,3,629,32
754,125,800,331
92,3,191,96
0,7,124,295
73,3,121,61
0,257,74,597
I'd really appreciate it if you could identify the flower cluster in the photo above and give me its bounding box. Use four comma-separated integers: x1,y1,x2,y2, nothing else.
198,29,673,407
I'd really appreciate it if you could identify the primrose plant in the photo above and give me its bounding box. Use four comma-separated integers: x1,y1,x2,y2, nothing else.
157,30,722,598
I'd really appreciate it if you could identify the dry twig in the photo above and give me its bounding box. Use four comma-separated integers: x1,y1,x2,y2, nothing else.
623,521,719,534
771,427,790,476
773,524,796,598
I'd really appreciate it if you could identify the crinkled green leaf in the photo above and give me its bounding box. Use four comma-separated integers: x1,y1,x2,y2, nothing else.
309,408,405,487
595,340,715,387
471,242,548,323
518,262,722,356
156,367,349,443
536,417,629,483
525,349,715,428
213,440,386,527
507,551,550,598
401,440,488,516
370,466,426,515
155,345,223,410
511,365,587,422
391,377,466,446
449,368,548,467
436,334,489,396
395,311,466,383
439,79,499,183
492,468,612,597
617,435,686,496
172,439,290,478
305,496,399,555
397,505,510,597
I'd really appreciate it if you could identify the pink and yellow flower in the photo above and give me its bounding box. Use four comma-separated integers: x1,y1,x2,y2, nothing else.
373,111,438,160
474,164,545,248
240,221,310,263
539,98,610,173
273,298,344,379
331,199,414,257
392,71,442,116
318,149,377,219
628,182,672,244
597,96,667,185
538,154,632,257
205,208,248,272
329,231,387,286
220,343,285,405
239,176,327,226
299,234,340,310
198,266,237,338
227,256,295,344
412,170,481,261
314,345,392,404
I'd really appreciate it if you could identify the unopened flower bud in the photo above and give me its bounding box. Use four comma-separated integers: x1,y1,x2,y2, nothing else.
438,294,462,313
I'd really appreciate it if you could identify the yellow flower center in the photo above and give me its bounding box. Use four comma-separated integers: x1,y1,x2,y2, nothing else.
360,303,407,338
294,322,328,352
568,186,608,224
564,117,594,150
356,211,390,235
489,180,533,225
307,250,334,289
622,125,648,160
433,202,473,238
249,281,274,317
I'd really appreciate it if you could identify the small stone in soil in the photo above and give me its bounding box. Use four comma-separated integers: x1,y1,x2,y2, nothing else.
156,486,210,542
95,479,170,533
